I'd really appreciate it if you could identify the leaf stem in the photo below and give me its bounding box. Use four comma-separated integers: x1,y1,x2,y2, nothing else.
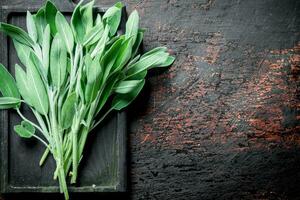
16,108,45,135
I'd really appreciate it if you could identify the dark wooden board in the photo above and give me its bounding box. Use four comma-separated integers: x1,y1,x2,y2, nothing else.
0,3,127,195
1,0,300,200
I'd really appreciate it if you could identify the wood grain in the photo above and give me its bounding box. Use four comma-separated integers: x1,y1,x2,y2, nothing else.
1,0,300,199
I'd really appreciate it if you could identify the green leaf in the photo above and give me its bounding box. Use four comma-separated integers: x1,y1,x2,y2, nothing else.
111,37,133,73
45,0,58,36
86,54,102,83
100,37,124,82
55,12,74,53
114,79,143,94
125,10,139,45
21,121,35,133
80,0,94,33
83,21,103,47
112,79,145,110
71,1,85,43
0,63,20,98
42,25,51,75
85,55,103,102
90,26,109,58
13,39,33,67
0,22,34,46
26,11,38,43
159,55,175,67
34,7,47,45
0,97,20,109
50,34,67,88
14,121,35,138
27,52,49,115
30,51,47,82
96,72,122,114
126,51,169,79
60,92,77,130
141,47,167,59
102,2,123,36
131,30,143,57
15,64,33,106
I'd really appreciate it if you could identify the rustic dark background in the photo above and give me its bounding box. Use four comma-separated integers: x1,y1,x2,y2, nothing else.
1,0,300,199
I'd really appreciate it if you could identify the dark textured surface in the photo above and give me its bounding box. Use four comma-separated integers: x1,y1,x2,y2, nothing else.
1,0,300,199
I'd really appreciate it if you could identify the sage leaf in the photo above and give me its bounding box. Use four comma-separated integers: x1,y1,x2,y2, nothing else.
14,121,35,138
34,7,47,45
0,63,20,98
102,2,123,36
22,120,35,133
131,30,143,57
126,51,169,79
60,92,77,130
45,0,58,35
80,0,94,33
15,64,33,106
125,10,139,45
42,25,51,75
55,12,74,53
83,22,103,47
114,79,143,94
27,52,49,115
50,34,67,88
96,72,122,114
85,55,103,102
0,97,20,109
101,37,124,82
26,11,38,43
90,26,109,58
111,37,133,73
0,22,34,47
141,46,167,59
159,55,175,67
112,79,145,110
13,39,33,67
71,1,85,43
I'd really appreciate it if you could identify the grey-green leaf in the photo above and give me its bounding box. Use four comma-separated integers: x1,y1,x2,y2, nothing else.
27,52,49,115
26,11,38,42
13,39,33,67
0,63,20,98
50,34,67,87
42,25,51,75
126,51,169,79
112,79,145,110
111,37,133,73
15,64,33,106
45,0,58,35
0,22,34,46
0,97,20,109
131,30,143,57
80,0,94,33
71,1,85,43
14,121,35,138
34,7,47,45
55,12,74,53
21,120,35,133
85,55,103,102
91,26,109,58
114,79,143,94
60,92,77,129
102,2,123,36
125,10,139,45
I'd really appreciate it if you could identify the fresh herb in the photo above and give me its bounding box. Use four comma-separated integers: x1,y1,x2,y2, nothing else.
0,1,174,199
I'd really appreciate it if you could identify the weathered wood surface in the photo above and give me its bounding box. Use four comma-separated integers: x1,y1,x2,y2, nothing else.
1,0,300,199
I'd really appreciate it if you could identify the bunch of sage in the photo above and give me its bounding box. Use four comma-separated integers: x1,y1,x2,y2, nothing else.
0,1,174,199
